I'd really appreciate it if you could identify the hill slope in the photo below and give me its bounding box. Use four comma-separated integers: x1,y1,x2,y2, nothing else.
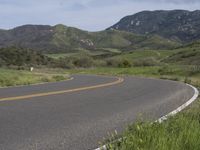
109,10,200,43
164,41,200,65
0,24,179,53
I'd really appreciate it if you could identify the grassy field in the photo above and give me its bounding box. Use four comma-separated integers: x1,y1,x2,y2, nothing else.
0,68,69,87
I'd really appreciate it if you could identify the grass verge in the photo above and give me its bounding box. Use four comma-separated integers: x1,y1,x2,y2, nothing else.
106,99,200,150
0,68,69,87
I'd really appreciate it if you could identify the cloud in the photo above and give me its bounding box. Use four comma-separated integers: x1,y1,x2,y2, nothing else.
0,0,200,31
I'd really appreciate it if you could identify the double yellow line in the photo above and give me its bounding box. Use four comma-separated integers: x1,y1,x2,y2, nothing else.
0,77,124,102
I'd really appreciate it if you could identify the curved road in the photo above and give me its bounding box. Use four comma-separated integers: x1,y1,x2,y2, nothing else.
0,75,195,150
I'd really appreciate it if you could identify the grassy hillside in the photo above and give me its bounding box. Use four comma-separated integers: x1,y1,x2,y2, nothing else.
110,50,175,61
164,41,200,65
0,25,180,53
92,30,180,50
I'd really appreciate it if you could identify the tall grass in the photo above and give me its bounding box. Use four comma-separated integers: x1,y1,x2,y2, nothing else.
107,100,200,150
0,68,68,87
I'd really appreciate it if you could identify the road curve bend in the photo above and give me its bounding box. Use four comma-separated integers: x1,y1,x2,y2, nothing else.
0,75,196,150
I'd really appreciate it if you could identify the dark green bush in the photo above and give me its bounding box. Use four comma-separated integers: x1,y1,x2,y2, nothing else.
133,57,159,67
52,75,66,81
158,65,174,75
73,56,94,68
106,58,132,68
118,59,132,68
0,47,52,67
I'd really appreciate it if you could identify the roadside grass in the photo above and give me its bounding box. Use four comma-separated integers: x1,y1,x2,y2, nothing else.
68,65,200,84
0,68,69,87
106,99,200,150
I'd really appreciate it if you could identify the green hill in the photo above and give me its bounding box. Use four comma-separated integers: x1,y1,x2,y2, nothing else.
0,24,180,53
164,41,200,65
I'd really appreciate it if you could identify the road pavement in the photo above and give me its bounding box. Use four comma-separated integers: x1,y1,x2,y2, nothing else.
0,75,195,150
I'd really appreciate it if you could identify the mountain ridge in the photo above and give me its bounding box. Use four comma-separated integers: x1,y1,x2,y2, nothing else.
108,10,200,43
0,24,179,53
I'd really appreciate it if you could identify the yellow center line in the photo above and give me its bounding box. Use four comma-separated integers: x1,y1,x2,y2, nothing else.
0,77,124,102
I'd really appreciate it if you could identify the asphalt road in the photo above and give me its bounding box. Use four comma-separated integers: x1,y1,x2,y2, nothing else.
0,75,195,150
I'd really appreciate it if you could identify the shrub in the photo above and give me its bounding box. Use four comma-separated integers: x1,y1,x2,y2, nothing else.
184,77,192,84
52,75,66,81
72,56,94,68
133,57,159,67
0,47,52,67
106,58,132,68
118,59,132,68
158,65,173,75
106,58,121,67
187,65,200,76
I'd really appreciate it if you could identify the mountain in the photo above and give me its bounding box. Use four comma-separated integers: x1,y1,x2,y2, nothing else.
108,10,200,43
0,24,179,53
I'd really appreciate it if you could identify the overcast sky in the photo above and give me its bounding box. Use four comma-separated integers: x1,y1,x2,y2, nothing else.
0,0,200,31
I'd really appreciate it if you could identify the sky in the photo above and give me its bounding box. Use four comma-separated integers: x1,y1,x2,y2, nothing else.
0,0,200,31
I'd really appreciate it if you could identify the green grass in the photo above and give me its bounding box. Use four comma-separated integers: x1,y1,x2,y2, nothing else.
68,65,200,85
164,41,200,65
46,49,118,60
46,53,75,59
111,50,176,61
107,99,200,150
69,67,160,77
0,68,69,87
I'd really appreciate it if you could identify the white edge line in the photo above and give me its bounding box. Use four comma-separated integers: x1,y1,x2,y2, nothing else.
94,83,199,150
157,84,199,123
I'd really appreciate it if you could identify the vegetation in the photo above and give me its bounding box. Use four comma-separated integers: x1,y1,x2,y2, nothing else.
107,100,200,150
0,47,52,67
109,10,200,43
0,24,180,53
164,41,200,65
0,68,68,87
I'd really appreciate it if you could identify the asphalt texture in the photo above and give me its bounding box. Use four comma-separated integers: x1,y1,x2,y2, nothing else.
0,75,195,150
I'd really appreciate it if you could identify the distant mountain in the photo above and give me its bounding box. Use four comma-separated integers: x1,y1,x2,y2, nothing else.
108,10,200,43
0,24,179,53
